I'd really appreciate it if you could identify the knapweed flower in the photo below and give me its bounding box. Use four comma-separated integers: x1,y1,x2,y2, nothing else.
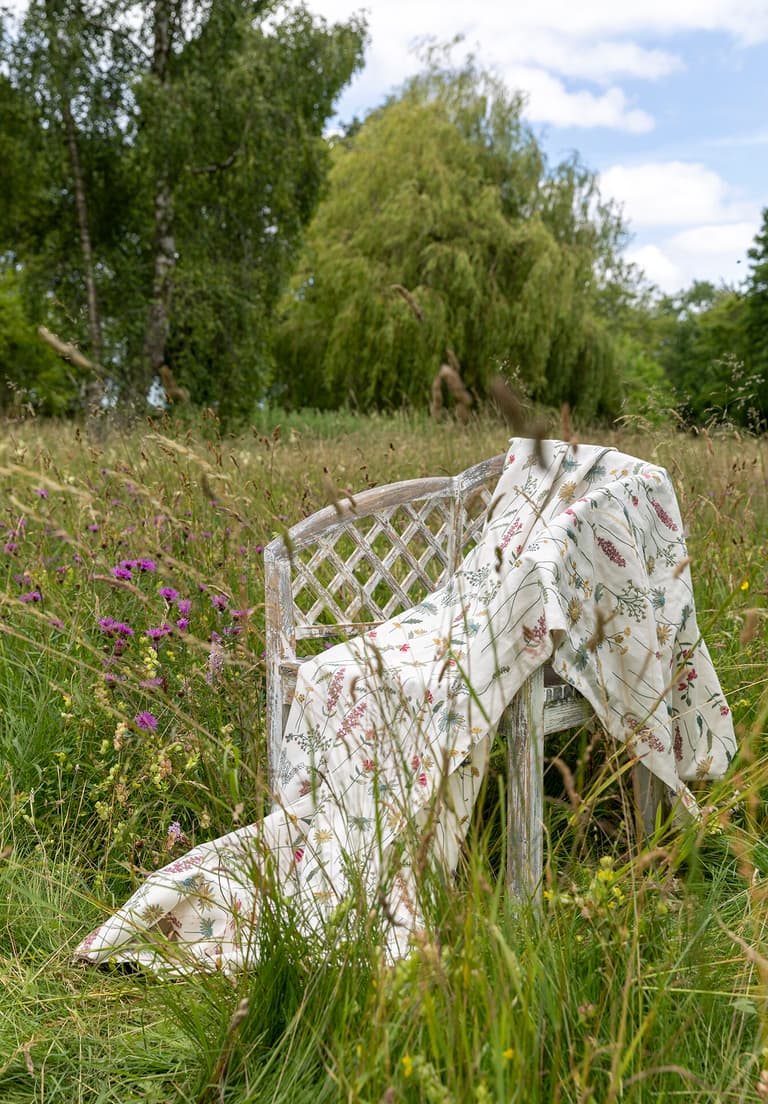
177,598,192,616
210,594,228,611
134,711,158,731
146,623,173,641
159,586,179,602
176,617,189,632
19,591,42,602
139,677,164,689
3,542,18,554
35,488,49,498
98,617,134,636
112,565,133,580
254,544,264,555
231,607,255,620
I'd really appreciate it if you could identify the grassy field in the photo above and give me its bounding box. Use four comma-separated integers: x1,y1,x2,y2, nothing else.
1,408,768,1103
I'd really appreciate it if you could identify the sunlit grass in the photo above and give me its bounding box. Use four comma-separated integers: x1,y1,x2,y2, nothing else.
1,408,767,1101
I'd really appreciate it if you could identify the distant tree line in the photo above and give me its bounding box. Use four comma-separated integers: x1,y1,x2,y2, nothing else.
1,12,767,428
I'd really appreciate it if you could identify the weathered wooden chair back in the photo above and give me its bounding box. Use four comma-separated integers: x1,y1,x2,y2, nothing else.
264,454,661,897
264,454,504,768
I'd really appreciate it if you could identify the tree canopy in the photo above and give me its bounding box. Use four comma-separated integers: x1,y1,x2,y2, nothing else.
275,58,628,420
0,0,366,418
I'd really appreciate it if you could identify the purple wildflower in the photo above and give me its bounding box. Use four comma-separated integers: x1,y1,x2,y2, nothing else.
159,586,179,603
135,711,158,731
210,594,228,611
146,623,173,640
112,565,133,580
35,488,49,498
98,616,135,637
20,591,42,602
4,542,18,554
176,617,189,632
139,677,164,689
254,544,264,554
167,821,184,844
87,524,99,532
104,672,127,685
231,607,254,620
49,617,65,630
177,598,192,616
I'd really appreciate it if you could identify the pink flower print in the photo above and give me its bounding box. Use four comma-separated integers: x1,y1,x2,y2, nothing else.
411,755,421,770
326,668,345,713
720,705,730,717
336,702,367,741
523,613,547,645
499,517,523,551
650,498,678,531
687,669,698,683
596,536,626,567
418,772,427,787
399,643,410,652
294,848,304,863
362,759,375,771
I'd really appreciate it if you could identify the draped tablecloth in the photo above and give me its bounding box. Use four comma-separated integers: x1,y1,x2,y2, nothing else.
75,438,736,972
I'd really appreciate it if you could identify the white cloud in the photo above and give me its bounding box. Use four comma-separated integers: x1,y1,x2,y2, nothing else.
507,67,654,132
669,221,758,255
600,161,756,227
625,218,759,292
625,244,684,290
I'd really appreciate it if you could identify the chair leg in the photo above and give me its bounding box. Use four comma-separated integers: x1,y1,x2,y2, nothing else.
632,761,667,839
503,665,545,901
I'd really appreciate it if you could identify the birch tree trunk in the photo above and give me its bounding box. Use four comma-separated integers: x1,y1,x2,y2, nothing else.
45,0,105,413
142,0,176,399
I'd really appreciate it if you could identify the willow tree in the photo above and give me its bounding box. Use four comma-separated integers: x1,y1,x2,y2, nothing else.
275,59,627,419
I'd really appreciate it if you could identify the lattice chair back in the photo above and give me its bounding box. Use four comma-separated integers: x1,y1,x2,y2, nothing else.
263,454,506,776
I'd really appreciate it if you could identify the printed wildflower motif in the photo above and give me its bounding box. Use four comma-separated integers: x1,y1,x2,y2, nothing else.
558,480,576,504
135,711,158,731
523,613,547,645
325,668,346,714
499,516,523,551
566,597,582,626
649,498,678,531
595,535,626,567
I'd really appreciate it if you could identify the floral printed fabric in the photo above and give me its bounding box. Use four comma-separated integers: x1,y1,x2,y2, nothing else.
74,438,736,972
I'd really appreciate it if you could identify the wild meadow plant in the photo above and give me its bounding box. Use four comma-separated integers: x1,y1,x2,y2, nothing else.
0,410,767,1101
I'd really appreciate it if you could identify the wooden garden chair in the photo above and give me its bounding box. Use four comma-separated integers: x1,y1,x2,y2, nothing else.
264,453,663,900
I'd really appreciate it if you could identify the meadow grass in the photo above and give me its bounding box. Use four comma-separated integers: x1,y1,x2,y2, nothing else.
0,408,767,1102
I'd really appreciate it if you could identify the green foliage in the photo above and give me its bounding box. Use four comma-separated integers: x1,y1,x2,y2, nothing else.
746,207,768,401
1,1,367,419
275,56,629,421
0,269,81,414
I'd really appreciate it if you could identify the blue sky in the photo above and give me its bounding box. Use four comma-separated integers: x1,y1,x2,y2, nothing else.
308,0,768,294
